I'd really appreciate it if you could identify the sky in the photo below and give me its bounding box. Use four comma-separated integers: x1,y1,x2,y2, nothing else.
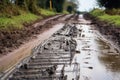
78,0,98,11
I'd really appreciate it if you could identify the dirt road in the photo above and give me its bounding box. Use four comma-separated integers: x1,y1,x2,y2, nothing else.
1,14,120,80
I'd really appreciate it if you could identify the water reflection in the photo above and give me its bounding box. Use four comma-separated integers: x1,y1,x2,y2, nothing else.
97,35,120,72
99,54,120,72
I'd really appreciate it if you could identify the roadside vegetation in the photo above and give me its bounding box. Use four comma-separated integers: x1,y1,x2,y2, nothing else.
0,13,40,30
90,9,120,27
90,0,120,27
0,0,78,30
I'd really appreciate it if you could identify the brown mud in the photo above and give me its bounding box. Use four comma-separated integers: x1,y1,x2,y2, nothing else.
0,14,75,55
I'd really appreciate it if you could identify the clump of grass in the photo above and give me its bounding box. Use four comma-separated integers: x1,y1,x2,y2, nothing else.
0,13,42,30
39,8,56,16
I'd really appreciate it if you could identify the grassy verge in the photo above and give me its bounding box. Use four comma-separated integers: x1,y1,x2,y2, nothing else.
0,8,59,31
90,9,120,27
0,13,41,30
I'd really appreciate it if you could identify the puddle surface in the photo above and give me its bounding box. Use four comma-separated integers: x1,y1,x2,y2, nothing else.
69,15,120,80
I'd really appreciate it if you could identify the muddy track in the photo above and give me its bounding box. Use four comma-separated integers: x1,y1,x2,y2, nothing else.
84,13,120,50
0,14,78,77
0,15,77,80
5,22,78,80
1,14,120,80
0,14,74,55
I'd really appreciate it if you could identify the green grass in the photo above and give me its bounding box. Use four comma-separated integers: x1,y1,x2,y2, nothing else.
90,9,120,27
0,13,42,30
98,15,120,26
63,10,69,14
0,8,67,31
39,8,56,16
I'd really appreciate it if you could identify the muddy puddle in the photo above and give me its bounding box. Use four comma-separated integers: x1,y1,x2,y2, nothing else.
73,15,120,80
2,15,120,80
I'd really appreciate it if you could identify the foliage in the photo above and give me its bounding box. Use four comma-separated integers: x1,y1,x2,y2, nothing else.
45,0,65,12
90,9,105,16
67,6,73,13
37,0,47,9
97,0,120,9
64,0,78,13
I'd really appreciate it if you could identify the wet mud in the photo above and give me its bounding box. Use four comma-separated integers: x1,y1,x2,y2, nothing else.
7,22,78,80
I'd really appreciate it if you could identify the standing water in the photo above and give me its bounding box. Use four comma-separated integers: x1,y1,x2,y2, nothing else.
70,15,120,80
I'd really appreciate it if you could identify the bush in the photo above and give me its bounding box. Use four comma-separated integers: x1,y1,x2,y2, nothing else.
90,9,105,16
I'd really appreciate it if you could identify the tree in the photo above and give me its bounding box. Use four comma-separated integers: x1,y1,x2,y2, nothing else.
54,0,65,12
45,0,65,12
37,0,47,9
0,0,10,5
97,0,120,9
65,0,78,13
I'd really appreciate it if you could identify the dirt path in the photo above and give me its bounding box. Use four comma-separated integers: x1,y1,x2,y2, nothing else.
0,14,73,73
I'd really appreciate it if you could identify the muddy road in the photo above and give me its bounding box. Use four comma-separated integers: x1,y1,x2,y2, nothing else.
0,14,73,72
1,14,120,80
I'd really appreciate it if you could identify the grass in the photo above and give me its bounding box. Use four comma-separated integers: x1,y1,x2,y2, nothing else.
90,9,120,27
98,15,120,26
63,10,69,14
0,13,41,30
0,6,70,31
0,8,59,31
39,8,56,16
